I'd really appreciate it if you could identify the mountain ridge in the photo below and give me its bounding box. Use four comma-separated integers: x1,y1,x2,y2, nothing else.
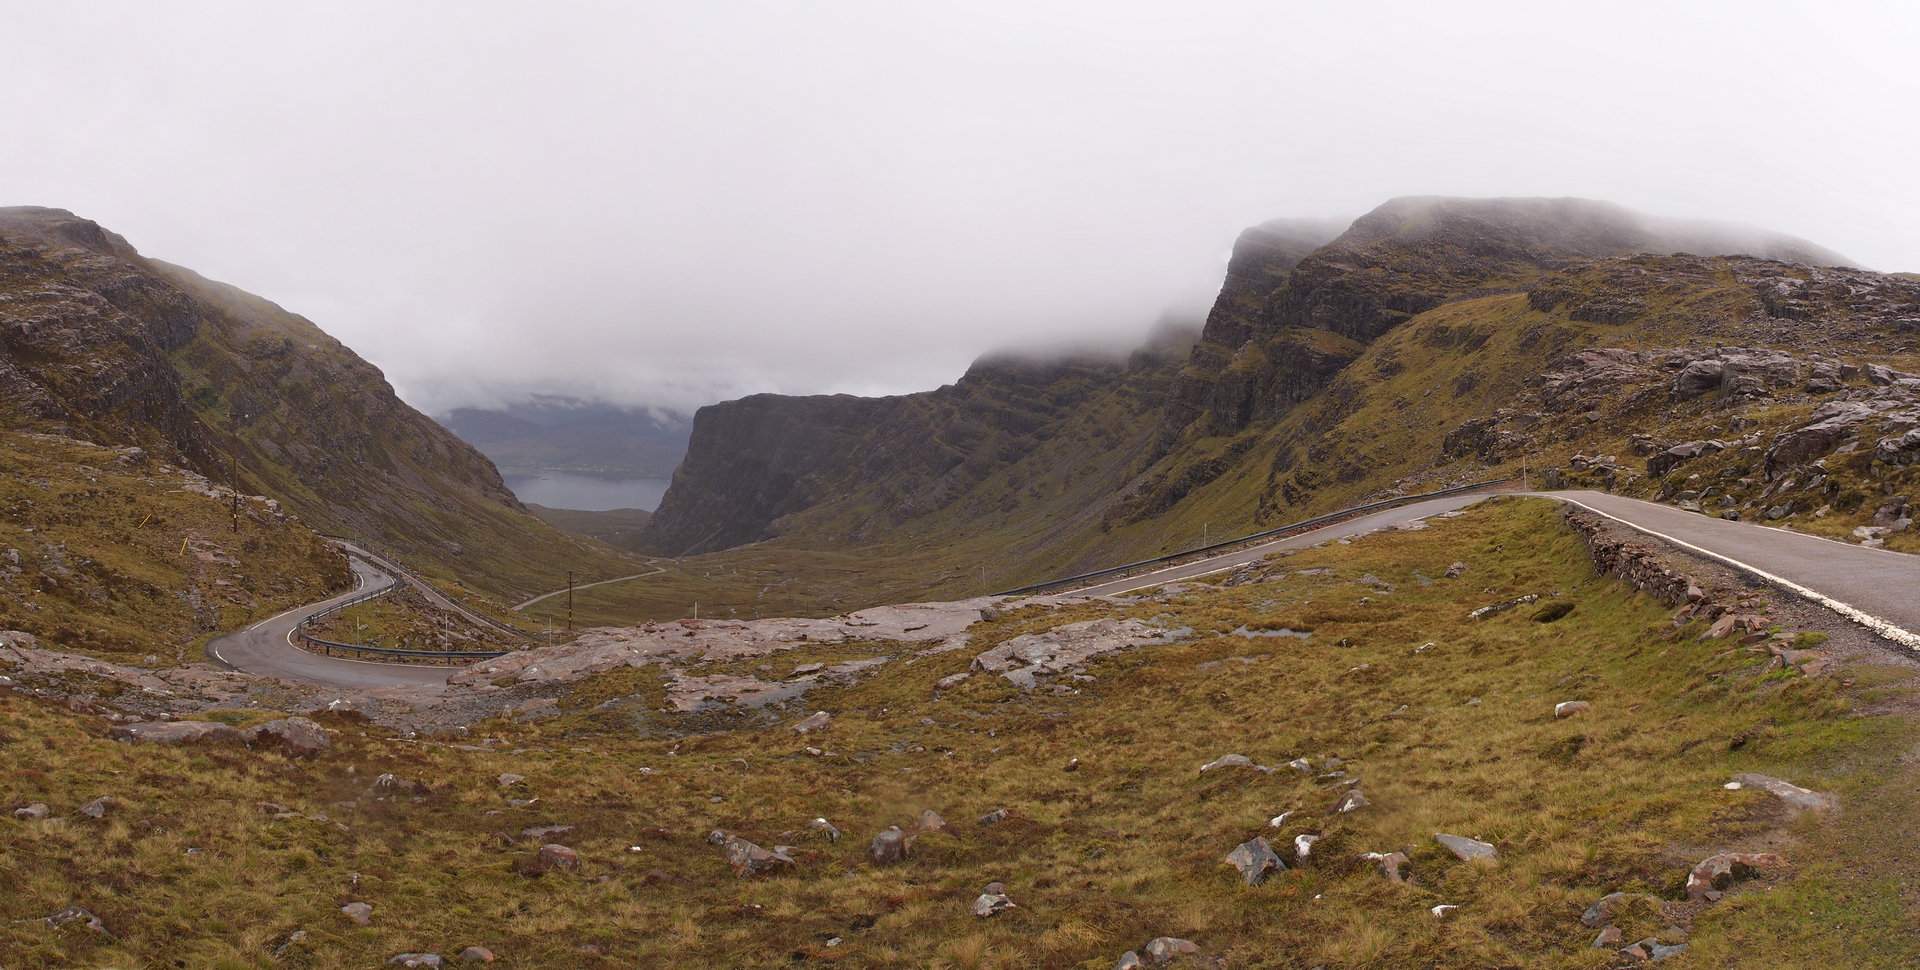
628,196,1920,615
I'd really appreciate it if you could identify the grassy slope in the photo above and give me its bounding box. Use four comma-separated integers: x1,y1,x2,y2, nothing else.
0,430,349,664
6,499,1914,967
523,505,653,557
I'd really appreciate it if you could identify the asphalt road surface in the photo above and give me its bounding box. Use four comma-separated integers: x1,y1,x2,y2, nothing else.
206,555,453,690
1073,492,1495,598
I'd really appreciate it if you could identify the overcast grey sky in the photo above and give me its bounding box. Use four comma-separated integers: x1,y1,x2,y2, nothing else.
4,1,1916,415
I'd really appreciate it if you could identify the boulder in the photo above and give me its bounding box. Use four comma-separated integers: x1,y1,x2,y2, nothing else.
1670,359,1725,399
497,774,525,788
1144,937,1201,964
1434,833,1497,861
534,843,579,873
807,817,843,843
42,905,109,935
1592,925,1624,947
388,955,446,969
1330,789,1369,813
107,720,242,747
789,711,831,734
1581,891,1658,928
1686,852,1782,901
1764,402,1878,478
1877,429,1920,465
242,717,331,757
362,774,427,801
458,947,495,963
971,887,1016,917
13,802,48,821
1199,753,1269,774
1363,851,1412,884
976,808,1010,826
1293,834,1319,860
1729,773,1837,815
917,810,949,834
1865,363,1911,386
722,837,795,877
1648,440,1723,478
1554,701,1590,718
1873,497,1911,526
868,826,910,866
341,902,373,926
1444,561,1468,579
1223,837,1285,886
79,797,113,819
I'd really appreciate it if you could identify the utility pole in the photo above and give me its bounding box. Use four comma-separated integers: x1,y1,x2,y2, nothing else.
229,410,241,533
566,569,574,633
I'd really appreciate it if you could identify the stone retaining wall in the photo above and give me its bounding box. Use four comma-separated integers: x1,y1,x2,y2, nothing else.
1562,508,1700,606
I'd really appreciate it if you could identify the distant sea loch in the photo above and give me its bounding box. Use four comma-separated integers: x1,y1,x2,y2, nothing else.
502,472,671,512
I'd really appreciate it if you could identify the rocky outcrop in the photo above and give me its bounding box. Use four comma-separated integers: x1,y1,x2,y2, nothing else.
107,720,243,746
970,618,1189,689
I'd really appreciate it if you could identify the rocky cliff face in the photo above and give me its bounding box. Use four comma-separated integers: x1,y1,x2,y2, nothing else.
0,207,624,599
642,325,1196,557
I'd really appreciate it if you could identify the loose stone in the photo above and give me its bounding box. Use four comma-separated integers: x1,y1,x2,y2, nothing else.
1224,837,1284,885
1434,833,1497,861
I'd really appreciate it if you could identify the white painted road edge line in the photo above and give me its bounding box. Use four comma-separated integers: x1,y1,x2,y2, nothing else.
1556,496,1920,651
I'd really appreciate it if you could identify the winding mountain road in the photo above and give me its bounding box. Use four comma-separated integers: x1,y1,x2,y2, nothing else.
1072,491,1495,598
206,555,452,690
1078,488,1920,648
207,487,1920,690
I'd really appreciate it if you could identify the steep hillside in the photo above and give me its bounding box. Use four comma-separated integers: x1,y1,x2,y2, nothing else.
0,207,630,604
644,320,1200,558
618,197,1919,619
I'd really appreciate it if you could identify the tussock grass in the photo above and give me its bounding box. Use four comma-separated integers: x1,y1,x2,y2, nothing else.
2,499,1914,967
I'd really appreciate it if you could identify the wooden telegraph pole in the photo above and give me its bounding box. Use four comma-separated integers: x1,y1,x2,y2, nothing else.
566,569,574,632
229,410,241,532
